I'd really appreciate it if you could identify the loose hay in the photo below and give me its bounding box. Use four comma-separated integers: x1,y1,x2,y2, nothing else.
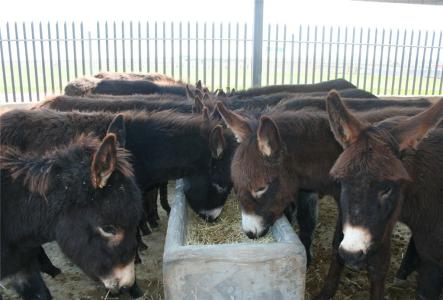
186,193,274,245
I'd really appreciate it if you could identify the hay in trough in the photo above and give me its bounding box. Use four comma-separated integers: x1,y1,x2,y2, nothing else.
186,193,274,245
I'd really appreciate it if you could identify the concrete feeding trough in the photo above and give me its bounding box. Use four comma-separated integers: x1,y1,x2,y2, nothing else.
163,180,307,300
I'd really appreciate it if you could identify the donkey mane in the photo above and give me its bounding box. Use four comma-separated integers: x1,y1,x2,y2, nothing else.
0,134,133,196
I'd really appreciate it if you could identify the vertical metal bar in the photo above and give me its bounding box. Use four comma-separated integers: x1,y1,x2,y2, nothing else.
252,0,264,87
113,22,118,72
97,22,102,71
55,22,63,92
281,25,287,84
327,26,333,81
235,22,239,89
6,23,16,101
378,29,386,94
187,22,190,82
171,22,175,77
356,27,363,87
320,26,325,82
418,31,428,94
243,23,247,89
273,24,279,85
80,22,86,75
404,30,415,94
203,22,207,84
335,26,340,79
130,21,134,72
349,27,355,84
15,22,24,101
0,28,9,102
72,22,78,77
290,33,295,84
342,27,348,81
88,31,93,75
304,25,309,84
432,31,442,95
219,23,223,89
31,22,40,100
48,22,55,93
138,22,141,72
22,23,32,101
163,22,166,75
266,24,271,85
122,22,126,72
179,22,183,81
383,29,392,95
412,30,422,95
398,30,408,94
64,22,70,82
105,22,110,71
391,29,400,94
211,22,215,89
425,31,436,94
196,22,199,82
370,28,378,93
297,25,302,84
146,22,150,72
227,23,231,88
39,22,47,95
312,26,318,83
363,28,370,90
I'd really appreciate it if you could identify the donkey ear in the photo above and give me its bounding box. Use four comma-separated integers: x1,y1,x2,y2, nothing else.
193,95,204,114
196,80,203,90
326,90,366,148
391,98,443,151
203,91,211,102
91,134,118,189
209,125,226,159
216,102,252,142
106,114,126,147
257,116,282,157
230,88,236,96
202,106,210,123
202,87,210,94
186,84,195,101
217,89,227,98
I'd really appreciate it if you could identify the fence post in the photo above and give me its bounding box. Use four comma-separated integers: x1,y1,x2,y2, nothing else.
252,0,264,87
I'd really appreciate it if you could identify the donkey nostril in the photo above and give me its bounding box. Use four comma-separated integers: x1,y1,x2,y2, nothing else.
246,231,257,239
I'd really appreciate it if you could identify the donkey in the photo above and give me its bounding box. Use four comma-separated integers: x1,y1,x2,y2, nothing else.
231,78,356,98
92,79,189,96
316,93,443,300
215,99,430,278
0,133,142,299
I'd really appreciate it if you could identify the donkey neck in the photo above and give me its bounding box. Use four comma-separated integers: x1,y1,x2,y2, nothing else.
124,111,211,185
271,110,343,194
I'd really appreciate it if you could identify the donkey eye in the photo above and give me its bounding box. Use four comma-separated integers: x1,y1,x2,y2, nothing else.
251,185,269,199
379,186,392,200
98,225,118,237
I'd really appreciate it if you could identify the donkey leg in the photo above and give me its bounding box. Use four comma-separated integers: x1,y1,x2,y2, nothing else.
367,240,391,300
144,187,159,228
416,260,443,300
12,269,52,300
136,229,148,251
37,247,61,278
314,217,345,300
395,236,418,284
159,182,171,216
296,191,319,266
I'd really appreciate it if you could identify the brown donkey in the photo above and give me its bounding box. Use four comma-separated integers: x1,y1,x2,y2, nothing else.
318,93,443,300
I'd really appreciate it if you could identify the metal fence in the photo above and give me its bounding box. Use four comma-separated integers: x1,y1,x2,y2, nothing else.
0,21,442,103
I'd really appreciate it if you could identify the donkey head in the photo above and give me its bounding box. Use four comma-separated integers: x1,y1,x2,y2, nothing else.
55,121,142,292
183,107,235,221
326,91,443,267
217,102,296,238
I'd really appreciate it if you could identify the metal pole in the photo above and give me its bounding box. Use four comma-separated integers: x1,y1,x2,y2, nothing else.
252,0,263,87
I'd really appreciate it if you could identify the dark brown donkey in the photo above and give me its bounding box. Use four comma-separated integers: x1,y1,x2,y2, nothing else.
317,93,443,300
